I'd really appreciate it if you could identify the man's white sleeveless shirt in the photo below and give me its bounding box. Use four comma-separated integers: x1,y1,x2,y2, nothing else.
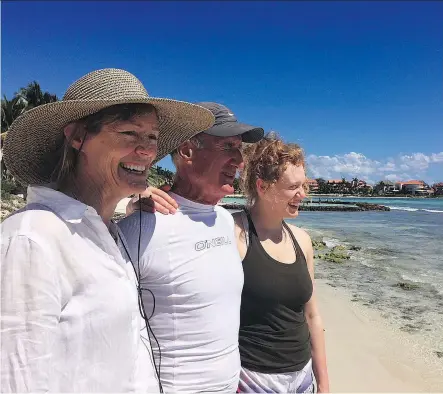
118,192,244,393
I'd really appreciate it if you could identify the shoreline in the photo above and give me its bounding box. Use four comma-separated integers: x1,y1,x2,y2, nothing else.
223,194,441,199
316,279,443,392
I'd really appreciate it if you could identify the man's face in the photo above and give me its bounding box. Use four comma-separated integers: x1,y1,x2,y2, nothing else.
188,133,244,201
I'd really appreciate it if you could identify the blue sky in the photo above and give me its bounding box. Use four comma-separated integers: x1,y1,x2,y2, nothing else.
2,1,442,184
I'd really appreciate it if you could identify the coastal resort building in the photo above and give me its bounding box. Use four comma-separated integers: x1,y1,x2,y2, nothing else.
432,182,443,196
397,180,433,196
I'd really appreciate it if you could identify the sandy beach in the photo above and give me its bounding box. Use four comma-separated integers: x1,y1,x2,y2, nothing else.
316,280,443,392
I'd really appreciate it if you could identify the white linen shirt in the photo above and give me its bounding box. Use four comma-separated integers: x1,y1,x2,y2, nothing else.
0,186,159,393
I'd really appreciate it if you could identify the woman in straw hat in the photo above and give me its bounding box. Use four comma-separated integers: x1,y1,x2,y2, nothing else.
0,68,214,393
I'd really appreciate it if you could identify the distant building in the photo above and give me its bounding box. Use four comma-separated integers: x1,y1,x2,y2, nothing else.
432,182,443,196
327,179,345,190
400,180,428,195
327,179,344,185
380,180,396,194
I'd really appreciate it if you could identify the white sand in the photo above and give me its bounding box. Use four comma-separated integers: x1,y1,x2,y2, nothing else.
115,197,131,214
316,280,443,392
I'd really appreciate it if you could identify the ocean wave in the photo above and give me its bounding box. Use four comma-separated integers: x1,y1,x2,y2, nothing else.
388,206,418,212
323,237,342,248
388,206,443,213
359,259,378,269
400,274,425,284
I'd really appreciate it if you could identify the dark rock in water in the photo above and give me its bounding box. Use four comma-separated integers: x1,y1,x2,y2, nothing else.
221,203,246,210
400,323,420,333
219,202,390,212
312,239,327,250
395,282,420,291
355,202,390,211
301,205,362,212
349,245,362,251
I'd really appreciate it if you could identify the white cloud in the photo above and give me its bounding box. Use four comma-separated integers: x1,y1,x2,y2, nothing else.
306,151,443,185
385,173,400,181
399,153,432,171
431,152,443,163
378,162,397,172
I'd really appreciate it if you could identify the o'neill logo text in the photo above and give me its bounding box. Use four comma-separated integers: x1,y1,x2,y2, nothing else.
195,236,232,251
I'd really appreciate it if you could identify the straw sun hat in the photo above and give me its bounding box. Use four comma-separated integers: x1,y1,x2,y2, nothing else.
3,68,215,185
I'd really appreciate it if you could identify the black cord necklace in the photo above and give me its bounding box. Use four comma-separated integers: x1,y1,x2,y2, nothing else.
114,197,163,393
67,139,163,391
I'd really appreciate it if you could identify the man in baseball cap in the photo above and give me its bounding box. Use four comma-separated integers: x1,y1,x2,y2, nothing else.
197,102,264,143
119,102,263,392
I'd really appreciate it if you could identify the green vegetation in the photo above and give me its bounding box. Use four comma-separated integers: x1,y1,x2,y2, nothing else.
1,81,59,195
395,282,420,291
312,177,439,197
1,193,26,222
312,239,327,250
314,177,373,196
147,165,175,188
1,81,58,134
317,245,351,263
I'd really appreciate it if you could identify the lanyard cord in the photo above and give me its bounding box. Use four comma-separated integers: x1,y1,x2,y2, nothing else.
115,197,163,393
71,136,163,391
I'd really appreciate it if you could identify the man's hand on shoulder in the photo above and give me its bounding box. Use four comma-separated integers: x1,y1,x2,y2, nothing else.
126,185,178,216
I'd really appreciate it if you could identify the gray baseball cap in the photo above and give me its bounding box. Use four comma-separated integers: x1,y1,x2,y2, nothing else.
196,102,264,143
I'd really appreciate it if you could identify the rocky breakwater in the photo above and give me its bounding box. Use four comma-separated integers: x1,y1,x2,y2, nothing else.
220,201,390,212
355,202,390,211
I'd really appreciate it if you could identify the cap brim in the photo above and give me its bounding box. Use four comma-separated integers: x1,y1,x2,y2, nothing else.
204,121,264,143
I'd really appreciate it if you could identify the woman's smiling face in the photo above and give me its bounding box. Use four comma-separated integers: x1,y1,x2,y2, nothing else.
77,111,159,199
258,164,307,219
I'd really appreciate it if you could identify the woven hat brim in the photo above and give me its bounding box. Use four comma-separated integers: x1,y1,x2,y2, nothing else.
3,98,214,185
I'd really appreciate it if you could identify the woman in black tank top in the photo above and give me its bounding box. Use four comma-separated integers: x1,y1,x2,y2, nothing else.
233,133,330,393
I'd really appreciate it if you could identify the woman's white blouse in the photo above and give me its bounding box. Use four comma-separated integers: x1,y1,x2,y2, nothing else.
0,186,158,392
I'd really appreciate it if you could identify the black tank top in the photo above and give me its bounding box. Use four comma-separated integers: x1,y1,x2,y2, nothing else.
239,211,313,373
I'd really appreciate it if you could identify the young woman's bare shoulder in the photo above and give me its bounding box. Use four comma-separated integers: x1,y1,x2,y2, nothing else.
286,223,312,249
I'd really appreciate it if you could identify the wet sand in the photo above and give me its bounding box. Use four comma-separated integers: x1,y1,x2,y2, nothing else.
316,280,443,392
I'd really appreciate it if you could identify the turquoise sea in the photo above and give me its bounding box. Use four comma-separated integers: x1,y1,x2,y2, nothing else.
222,197,443,361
